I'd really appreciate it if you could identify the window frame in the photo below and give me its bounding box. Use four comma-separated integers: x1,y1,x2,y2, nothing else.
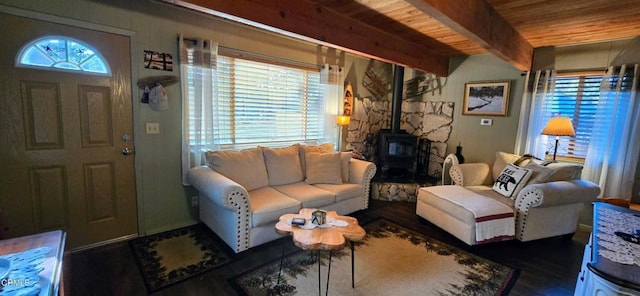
185,49,325,151
16,35,111,76
543,71,603,162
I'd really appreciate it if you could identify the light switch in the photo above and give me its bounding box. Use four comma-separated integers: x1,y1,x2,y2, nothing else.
480,118,493,126
146,122,160,134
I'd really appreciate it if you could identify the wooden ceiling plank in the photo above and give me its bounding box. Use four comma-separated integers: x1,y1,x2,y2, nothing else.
405,0,533,71
164,0,450,76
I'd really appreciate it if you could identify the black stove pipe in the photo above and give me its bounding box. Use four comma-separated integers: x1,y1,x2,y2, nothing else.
391,65,404,134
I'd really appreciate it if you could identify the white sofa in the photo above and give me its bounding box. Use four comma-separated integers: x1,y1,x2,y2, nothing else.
188,144,377,253
416,152,601,245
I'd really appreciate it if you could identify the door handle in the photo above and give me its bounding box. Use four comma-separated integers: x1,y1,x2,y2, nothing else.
122,147,134,156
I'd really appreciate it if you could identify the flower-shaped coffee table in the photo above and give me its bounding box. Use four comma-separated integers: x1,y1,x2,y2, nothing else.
275,208,366,295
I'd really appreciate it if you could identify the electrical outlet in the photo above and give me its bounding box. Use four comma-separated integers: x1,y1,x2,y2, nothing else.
191,196,199,207
146,122,160,134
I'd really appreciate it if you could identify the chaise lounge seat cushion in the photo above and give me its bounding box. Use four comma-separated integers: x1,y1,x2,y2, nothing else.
418,186,515,244
464,186,515,208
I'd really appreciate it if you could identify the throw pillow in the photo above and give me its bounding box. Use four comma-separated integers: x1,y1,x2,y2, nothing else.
545,162,584,181
492,152,522,180
304,152,343,185
261,145,304,186
523,162,556,186
492,163,533,198
205,147,269,191
298,143,334,175
513,154,543,166
340,151,353,183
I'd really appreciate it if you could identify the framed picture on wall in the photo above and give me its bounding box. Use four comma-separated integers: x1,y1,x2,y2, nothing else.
462,81,510,116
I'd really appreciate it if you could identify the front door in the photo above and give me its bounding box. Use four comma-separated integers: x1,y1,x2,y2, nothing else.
0,13,138,249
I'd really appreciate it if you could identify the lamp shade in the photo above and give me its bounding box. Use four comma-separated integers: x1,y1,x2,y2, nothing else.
541,117,575,136
336,115,351,126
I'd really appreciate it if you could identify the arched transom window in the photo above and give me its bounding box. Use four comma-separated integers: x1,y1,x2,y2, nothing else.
17,36,110,75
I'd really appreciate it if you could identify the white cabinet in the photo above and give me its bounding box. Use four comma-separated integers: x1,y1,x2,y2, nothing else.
574,203,640,295
575,235,640,295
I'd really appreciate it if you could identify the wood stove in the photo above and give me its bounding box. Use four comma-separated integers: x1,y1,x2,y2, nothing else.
377,129,417,180
374,65,419,181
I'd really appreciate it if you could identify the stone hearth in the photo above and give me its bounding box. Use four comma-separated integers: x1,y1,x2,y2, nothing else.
371,178,440,202
372,181,422,202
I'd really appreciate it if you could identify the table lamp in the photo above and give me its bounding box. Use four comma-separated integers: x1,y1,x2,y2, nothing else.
541,117,575,161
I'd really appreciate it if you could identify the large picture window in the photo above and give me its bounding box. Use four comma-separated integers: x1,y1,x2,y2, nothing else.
522,65,639,198
179,36,330,185
212,55,323,150
540,72,602,160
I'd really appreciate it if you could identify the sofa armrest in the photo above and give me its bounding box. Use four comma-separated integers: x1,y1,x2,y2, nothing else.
348,158,376,184
187,166,251,210
515,180,601,209
348,159,377,209
450,163,493,186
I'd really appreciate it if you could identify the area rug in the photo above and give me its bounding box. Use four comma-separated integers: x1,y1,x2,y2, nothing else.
130,223,232,292
231,219,518,296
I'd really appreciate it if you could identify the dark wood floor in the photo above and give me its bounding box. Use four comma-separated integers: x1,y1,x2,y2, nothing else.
63,200,589,295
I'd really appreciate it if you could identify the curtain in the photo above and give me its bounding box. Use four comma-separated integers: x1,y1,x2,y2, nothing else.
320,64,343,149
514,70,557,158
179,35,218,185
582,64,640,197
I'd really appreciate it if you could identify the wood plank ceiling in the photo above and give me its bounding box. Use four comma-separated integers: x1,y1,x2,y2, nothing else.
164,0,640,76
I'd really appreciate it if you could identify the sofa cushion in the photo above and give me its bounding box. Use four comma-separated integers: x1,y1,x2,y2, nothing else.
492,152,522,180
249,187,301,227
262,146,304,186
417,186,515,244
314,183,363,202
465,186,515,208
298,143,334,175
340,152,352,183
206,148,269,191
492,163,533,198
305,152,343,184
523,162,556,186
546,162,583,181
418,186,514,226
273,182,335,208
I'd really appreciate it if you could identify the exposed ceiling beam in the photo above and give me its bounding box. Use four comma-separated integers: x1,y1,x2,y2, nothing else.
404,0,533,71
164,0,450,76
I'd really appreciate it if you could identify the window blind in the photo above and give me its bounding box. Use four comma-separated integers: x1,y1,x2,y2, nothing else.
542,74,602,158
214,55,323,150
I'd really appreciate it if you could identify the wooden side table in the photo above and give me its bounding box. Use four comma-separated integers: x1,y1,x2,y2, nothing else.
0,230,66,295
275,209,365,295
601,197,631,208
